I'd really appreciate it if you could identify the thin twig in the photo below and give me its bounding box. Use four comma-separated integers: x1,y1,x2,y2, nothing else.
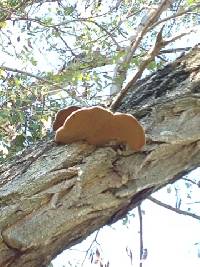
0,65,87,105
81,230,100,267
160,47,191,54
88,20,121,50
181,177,198,186
0,65,46,81
150,3,200,31
148,196,200,220
138,205,143,267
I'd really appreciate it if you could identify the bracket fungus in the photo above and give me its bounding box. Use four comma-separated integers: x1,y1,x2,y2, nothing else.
54,106,145,151
53,106,81,131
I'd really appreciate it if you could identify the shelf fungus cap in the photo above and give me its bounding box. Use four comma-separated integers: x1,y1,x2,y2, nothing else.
53,106,81,131
55,106,145,151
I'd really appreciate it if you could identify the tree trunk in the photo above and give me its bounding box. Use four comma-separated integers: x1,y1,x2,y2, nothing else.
0,47,200,267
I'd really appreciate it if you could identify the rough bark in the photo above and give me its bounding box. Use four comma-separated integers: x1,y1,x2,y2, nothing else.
0,46,200,267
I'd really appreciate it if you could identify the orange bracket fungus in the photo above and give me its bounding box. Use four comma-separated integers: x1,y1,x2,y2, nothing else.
54,106,145,151
53,106,81,131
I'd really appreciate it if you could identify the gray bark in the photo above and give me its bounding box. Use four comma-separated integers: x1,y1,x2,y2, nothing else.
0,46,200,267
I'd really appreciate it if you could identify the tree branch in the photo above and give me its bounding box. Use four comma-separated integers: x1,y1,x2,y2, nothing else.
110,27,193,111
0,65,88,105
138,205,144,267
110,0,172,96
148,196,200,220
150,3,200,31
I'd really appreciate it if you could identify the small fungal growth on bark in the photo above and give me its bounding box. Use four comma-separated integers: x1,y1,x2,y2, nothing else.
54,106,145,151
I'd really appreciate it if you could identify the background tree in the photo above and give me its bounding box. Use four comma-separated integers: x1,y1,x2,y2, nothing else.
0,0,200,266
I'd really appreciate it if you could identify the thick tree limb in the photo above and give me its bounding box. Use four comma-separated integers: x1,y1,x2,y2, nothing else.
0,46,200,267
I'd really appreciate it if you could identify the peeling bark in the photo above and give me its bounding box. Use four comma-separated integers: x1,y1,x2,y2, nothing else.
0,47,200,267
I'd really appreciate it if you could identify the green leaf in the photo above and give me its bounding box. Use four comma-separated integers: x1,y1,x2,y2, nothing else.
14,134,25,147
